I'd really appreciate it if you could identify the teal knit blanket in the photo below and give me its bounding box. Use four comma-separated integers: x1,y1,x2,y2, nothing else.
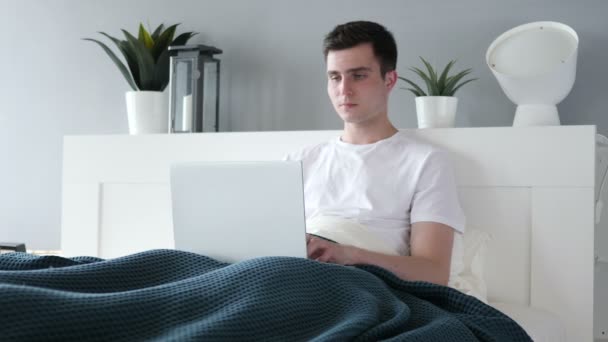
0,249,531,341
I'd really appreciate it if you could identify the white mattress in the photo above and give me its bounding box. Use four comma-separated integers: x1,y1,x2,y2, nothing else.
490,302,566,342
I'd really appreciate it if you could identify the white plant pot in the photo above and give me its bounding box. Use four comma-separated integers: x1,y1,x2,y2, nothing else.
125,91,169,134
415,96,458,128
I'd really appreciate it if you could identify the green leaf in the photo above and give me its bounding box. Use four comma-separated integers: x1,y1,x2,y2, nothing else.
86,23,200,92
419,57,439,95
447,78,478,96
83,38,138,90
400,57,476,98
398,76,426,96
443,69,472,95
410,67,437,96
437,60,455,95
138,23,155,50
171,31,197,46
151,24,178,62
98,32,140,89
152,31,196,91
407,88,424,97
122,29,156,90
152,49,170,91
151,24,164,40
398,87,424,96
96,31,120,46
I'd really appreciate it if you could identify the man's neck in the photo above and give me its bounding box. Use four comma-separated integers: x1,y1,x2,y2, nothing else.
341,119,398,145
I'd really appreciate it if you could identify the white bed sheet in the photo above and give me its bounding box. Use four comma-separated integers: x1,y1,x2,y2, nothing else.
490,302,566,342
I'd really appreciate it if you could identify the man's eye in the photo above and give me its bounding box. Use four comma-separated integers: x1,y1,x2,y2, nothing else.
329,75,341,81
353,74,367,80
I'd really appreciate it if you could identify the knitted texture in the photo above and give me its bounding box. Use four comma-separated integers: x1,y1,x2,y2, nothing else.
0,249,531,341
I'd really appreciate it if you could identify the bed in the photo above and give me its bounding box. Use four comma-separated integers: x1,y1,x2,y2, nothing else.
55,125,596,341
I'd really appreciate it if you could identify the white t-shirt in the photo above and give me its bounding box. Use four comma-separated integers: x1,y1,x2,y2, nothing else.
285,131,465,256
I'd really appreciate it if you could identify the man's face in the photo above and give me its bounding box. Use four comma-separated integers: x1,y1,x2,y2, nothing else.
326,43,396,125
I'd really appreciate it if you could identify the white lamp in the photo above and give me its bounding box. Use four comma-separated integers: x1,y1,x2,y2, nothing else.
486,21,579,126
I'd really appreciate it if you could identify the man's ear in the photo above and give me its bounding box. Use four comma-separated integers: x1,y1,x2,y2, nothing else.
385,70,397,91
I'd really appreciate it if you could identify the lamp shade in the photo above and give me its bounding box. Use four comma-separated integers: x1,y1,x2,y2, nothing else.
486,21,578,126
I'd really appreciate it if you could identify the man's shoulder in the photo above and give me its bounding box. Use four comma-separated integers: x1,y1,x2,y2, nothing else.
284,139,335,161
391,131,445,159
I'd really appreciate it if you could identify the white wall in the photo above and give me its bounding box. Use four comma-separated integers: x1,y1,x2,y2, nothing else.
1,0,608,250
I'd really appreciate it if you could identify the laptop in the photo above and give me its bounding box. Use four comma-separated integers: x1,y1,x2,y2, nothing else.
170,161,308,263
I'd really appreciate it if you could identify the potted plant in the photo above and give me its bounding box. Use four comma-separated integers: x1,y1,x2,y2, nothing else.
399,57,477,128
84,24,196,134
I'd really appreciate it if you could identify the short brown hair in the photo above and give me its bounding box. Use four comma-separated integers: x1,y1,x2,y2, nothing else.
323,21,398,76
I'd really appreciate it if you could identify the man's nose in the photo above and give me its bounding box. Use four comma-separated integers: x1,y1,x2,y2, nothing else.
339,79,353,96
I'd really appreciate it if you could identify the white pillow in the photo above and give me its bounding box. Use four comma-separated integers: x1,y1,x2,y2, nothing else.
448,228,492,303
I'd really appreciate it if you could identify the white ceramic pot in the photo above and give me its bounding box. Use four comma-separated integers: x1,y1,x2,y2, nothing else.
415,96,458,129
125,91,169,134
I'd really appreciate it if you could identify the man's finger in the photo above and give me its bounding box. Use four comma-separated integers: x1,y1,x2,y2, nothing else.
307,239,327,259
307,239,319,257
316,249,332,263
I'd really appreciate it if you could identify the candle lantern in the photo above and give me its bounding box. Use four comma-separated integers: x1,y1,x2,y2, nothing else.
168,45,222,133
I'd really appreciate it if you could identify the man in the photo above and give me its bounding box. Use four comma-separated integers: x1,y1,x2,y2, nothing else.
286,21,465,286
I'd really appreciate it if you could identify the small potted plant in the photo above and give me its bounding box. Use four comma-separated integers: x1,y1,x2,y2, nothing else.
399,57,477,128
84,24,196,134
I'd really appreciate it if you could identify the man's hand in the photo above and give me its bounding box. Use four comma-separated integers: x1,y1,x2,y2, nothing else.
306,234,359,265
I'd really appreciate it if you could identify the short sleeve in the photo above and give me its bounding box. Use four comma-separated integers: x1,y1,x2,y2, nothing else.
410,150,465,232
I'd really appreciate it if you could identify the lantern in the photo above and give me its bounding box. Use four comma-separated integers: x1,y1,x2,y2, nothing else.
168,44,222,133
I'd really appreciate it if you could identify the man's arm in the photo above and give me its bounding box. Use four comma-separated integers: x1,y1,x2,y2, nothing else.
307,221,454,286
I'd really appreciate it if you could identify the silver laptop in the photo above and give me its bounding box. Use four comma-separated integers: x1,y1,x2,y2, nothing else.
170,161,307,263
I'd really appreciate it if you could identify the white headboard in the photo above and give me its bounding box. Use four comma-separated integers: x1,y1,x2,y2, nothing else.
61,126,596,341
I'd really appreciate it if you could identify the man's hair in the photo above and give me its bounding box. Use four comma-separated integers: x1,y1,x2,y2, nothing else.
323,21,397,76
